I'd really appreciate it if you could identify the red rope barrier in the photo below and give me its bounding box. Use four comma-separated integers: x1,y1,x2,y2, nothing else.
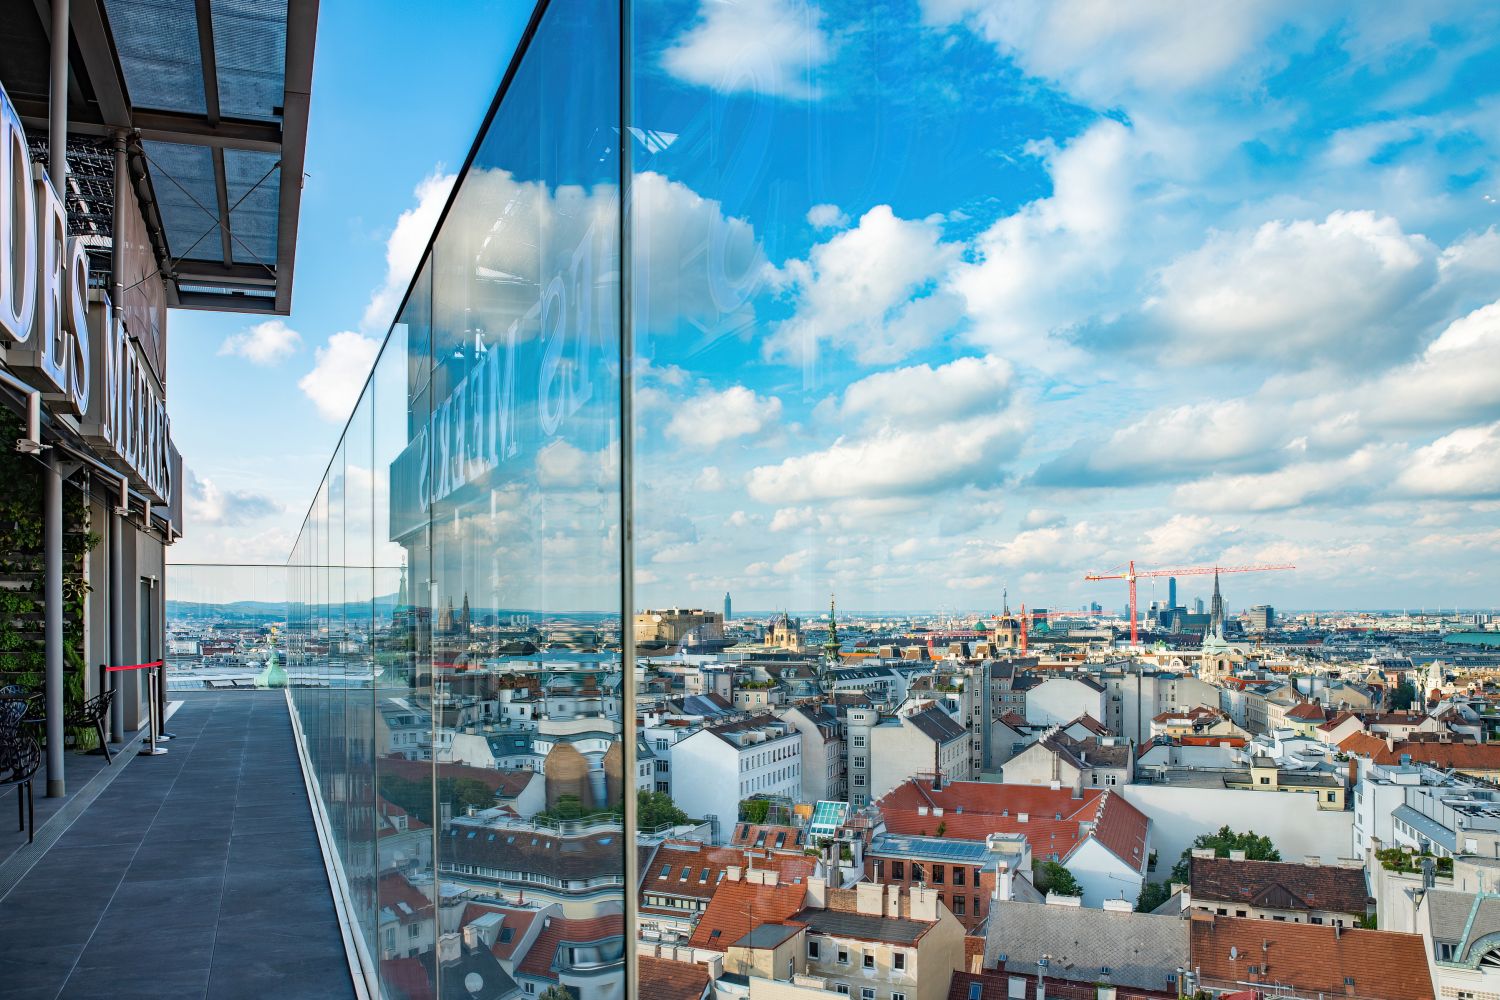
105,660,164,672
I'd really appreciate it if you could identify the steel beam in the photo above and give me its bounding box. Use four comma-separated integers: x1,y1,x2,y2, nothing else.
44,452,65,797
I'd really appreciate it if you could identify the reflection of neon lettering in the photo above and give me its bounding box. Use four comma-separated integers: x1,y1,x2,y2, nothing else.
420,308,522,511
399,208,614,525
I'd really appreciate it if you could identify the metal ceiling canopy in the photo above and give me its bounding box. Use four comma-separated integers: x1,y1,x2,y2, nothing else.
0,0,317,315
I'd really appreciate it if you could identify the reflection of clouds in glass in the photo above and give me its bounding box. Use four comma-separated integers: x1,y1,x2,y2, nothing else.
663,0,831,100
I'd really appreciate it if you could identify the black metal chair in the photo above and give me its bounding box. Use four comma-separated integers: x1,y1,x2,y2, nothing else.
68,689,116,764
0,698,26,737
14,688,116,764
0,734,42,843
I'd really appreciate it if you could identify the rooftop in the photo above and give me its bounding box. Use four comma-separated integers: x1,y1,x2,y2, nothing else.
1189,856,1371,915
1189,913,1435,1000
792,906,933,945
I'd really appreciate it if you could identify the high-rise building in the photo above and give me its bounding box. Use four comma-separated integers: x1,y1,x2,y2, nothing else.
1247,605,1275,630
723,591,732,622
1195,597,1206,614
1168,576,1178,610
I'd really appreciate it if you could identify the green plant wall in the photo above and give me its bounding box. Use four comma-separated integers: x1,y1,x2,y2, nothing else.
0,411,101,748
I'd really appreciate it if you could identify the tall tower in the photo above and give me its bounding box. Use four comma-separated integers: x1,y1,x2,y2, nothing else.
1208,570,1225,641
820,594,841,690
1168,576,1177,610
723,591,732,622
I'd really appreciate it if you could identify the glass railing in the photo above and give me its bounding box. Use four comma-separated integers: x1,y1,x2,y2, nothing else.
166,563,298,691
285,1,627,997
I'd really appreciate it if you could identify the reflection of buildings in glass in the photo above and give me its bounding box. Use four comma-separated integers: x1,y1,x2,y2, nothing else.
634,608,731,654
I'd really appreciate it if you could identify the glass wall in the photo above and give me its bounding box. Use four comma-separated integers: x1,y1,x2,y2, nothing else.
288,0,625,996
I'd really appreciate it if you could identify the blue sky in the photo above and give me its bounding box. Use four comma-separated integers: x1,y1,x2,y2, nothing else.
169,0,532,564
175,0,1500,614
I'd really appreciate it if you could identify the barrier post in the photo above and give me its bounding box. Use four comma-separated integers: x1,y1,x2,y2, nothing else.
87,663,112,755
156,662,174,741
139,669,167,756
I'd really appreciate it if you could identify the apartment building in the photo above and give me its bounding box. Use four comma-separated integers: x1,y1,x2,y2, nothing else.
672,716,803,843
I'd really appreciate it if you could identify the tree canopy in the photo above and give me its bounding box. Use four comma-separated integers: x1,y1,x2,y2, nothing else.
1169,826,1281,884
1033,859,1083,897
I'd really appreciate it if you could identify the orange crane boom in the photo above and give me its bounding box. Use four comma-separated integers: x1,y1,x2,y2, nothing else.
1083,560,1295,646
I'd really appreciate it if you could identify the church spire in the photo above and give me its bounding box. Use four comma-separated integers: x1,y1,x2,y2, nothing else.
824,593,841,655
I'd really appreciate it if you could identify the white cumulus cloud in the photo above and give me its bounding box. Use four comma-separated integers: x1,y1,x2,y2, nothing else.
664,0,832,100
218,319,302,365
1397,422,1500,499
666,384,783,448
766,205,965,366
298,331,380,423
1142,210,1438,367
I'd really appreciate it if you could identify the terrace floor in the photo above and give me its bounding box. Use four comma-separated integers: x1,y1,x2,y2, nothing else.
0,691,357,1000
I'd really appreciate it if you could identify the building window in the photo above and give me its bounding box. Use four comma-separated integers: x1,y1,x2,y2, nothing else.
863,953,875,970
894,952,906,971
954,896,965,916
953,867,965,887
838,948,849,965
808,940,820,959
853,735,866,747
891,862,904,880
932,864,945,884
862,990,875,1000
894,994,907,1000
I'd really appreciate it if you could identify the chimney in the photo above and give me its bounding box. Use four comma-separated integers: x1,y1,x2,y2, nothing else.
707,954,724,980
1018,812,1029,824
995,862,1014,902
1192,848,1215,860
1305,855,1322,867
887,884,901,919
727,866,742,882
1102,898,1132,913
437,931,461,965
910,885,939,921
1229,850,1246,862
856,882,884,916
805,875,826,909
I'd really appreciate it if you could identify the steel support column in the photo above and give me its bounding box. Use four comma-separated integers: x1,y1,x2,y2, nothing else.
109,129,127,741
44,451,65,797
108,506,124,740
48,0,69,186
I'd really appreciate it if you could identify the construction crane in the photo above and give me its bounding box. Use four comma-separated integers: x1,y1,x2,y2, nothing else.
1083,561,1295,646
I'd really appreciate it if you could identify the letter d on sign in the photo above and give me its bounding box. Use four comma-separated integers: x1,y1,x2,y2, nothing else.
0,93,37,346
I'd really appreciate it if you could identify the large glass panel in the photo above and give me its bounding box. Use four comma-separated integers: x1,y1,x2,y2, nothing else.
289,3,627,993
428,1,625,996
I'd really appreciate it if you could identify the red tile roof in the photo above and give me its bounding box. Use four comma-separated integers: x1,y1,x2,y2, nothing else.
640,841,816,906
457,903,540,962
1338,733,1500,771
378,872,433,925
1287,702,1328,721
876,780,1149,871
1189,914,1434,1000
516,914,624,979
638,956,711,1000
688,877,807,951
